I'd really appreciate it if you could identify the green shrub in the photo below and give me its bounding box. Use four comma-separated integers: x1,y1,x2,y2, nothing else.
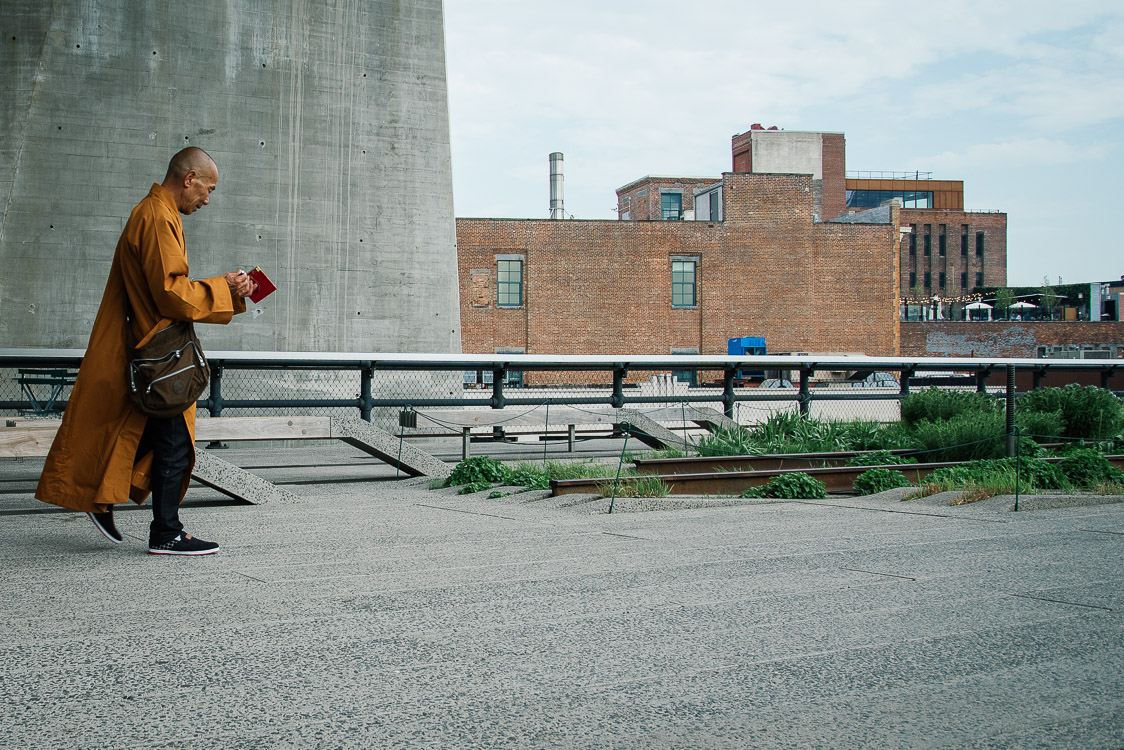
446,456,511,487
458,480,493,494
1017,385,1124,440
1056,449,1124,488
908,412,1008,462
740,472,827,499
507,465,551,490
900,387,999,426
853,468,914,495
924,457,1069,493
846,450,918,466
1014,409,1066,442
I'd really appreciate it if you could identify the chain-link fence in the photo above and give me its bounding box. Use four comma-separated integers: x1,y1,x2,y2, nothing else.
2,354,1119,441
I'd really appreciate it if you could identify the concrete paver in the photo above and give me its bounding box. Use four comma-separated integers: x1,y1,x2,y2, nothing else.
1,445,1122,748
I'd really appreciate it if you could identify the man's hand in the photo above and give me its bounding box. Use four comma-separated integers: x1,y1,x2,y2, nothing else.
223,270,257,298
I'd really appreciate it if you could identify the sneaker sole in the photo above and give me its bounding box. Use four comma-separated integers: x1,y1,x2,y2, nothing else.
86,512,123,545
147,548,219,556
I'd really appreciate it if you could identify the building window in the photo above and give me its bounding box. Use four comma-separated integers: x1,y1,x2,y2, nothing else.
923,226,931,257
976,231,985,257
497,257,523,307
961,272,968,288
619,197,631,221
939,272,946,289
976,271,984,287
845,189,932,209
961,225,969,256
661,192,683,220
909,225,917,255
909,272,916,289
924,272,931,289
938,226,946,256
671,257,697,307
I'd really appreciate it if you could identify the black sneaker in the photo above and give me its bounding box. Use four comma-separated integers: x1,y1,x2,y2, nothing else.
148,533,219,556
86,511,123,544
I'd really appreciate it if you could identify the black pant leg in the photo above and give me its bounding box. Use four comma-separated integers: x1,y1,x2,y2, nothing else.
135,414,192,544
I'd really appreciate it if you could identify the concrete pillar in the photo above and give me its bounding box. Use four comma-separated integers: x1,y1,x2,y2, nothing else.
1,0,461,355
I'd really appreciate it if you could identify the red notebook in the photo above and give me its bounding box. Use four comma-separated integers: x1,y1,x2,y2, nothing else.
247,267,276,303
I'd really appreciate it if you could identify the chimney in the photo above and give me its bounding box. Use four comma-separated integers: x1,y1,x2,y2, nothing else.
549,152,564,219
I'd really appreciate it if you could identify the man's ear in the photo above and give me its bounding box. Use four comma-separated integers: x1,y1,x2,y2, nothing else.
182,169,197,187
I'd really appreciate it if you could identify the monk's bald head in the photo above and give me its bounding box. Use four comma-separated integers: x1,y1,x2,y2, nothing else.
162,147,219,215
165,147,216,182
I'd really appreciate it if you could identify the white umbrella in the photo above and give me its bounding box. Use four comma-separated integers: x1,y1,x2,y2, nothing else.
1010,301,1036,309
966,301,993,310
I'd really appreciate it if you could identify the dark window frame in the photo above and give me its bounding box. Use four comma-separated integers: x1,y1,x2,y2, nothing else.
496,257,524,308
671,256,698,308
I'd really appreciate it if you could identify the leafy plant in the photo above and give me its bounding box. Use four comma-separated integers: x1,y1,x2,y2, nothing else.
507,465,551,490
1056,449,1124,488
446,456,511,487
846,450,918,467
853,468,913,495
458,480,493,494
740,472,827,499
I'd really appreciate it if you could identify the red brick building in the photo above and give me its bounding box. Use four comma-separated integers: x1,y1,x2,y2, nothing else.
457,172,901,359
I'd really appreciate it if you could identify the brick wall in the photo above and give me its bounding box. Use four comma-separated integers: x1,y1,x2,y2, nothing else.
820,133,847,220
899,211,1007,295
458,172,900,360
901,321,1124,357
615,176,719,220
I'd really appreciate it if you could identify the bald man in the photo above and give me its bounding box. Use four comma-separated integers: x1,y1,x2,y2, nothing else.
37,147,256,556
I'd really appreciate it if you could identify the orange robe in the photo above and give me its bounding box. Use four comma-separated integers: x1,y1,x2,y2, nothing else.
36,183,246,513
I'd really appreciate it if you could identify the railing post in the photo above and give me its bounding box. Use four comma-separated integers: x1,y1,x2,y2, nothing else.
1102,367,1113,391
359,364,374,422
1032,367,1045,391
491,367,506,409
722,368,736,419
976,367,990,394
1006,364,1016,458
611,367,626,409
798,367,811,418
208,362,224,417
899,367,914,397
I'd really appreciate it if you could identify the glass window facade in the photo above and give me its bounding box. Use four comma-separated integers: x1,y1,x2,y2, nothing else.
497,258,523,307
845,189,933,209
671,258,697,307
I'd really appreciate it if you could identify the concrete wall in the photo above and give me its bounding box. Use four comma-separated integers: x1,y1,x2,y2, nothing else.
1,0,460,354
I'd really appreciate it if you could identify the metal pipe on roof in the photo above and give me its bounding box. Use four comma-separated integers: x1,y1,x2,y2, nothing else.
549,152,564,219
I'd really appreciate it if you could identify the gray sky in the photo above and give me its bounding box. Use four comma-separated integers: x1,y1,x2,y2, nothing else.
444,0,1122,287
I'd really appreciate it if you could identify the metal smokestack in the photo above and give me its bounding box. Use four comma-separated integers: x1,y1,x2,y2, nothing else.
549,152,565,219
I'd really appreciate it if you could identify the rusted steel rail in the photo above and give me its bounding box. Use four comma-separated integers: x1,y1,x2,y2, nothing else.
633,449,914,474
633,445,1065,475
550,455,1124,497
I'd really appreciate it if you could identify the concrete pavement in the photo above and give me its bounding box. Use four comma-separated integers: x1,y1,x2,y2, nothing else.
2,443,1123,749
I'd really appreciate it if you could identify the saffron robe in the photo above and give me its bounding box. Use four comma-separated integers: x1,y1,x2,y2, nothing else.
36,184,246,513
